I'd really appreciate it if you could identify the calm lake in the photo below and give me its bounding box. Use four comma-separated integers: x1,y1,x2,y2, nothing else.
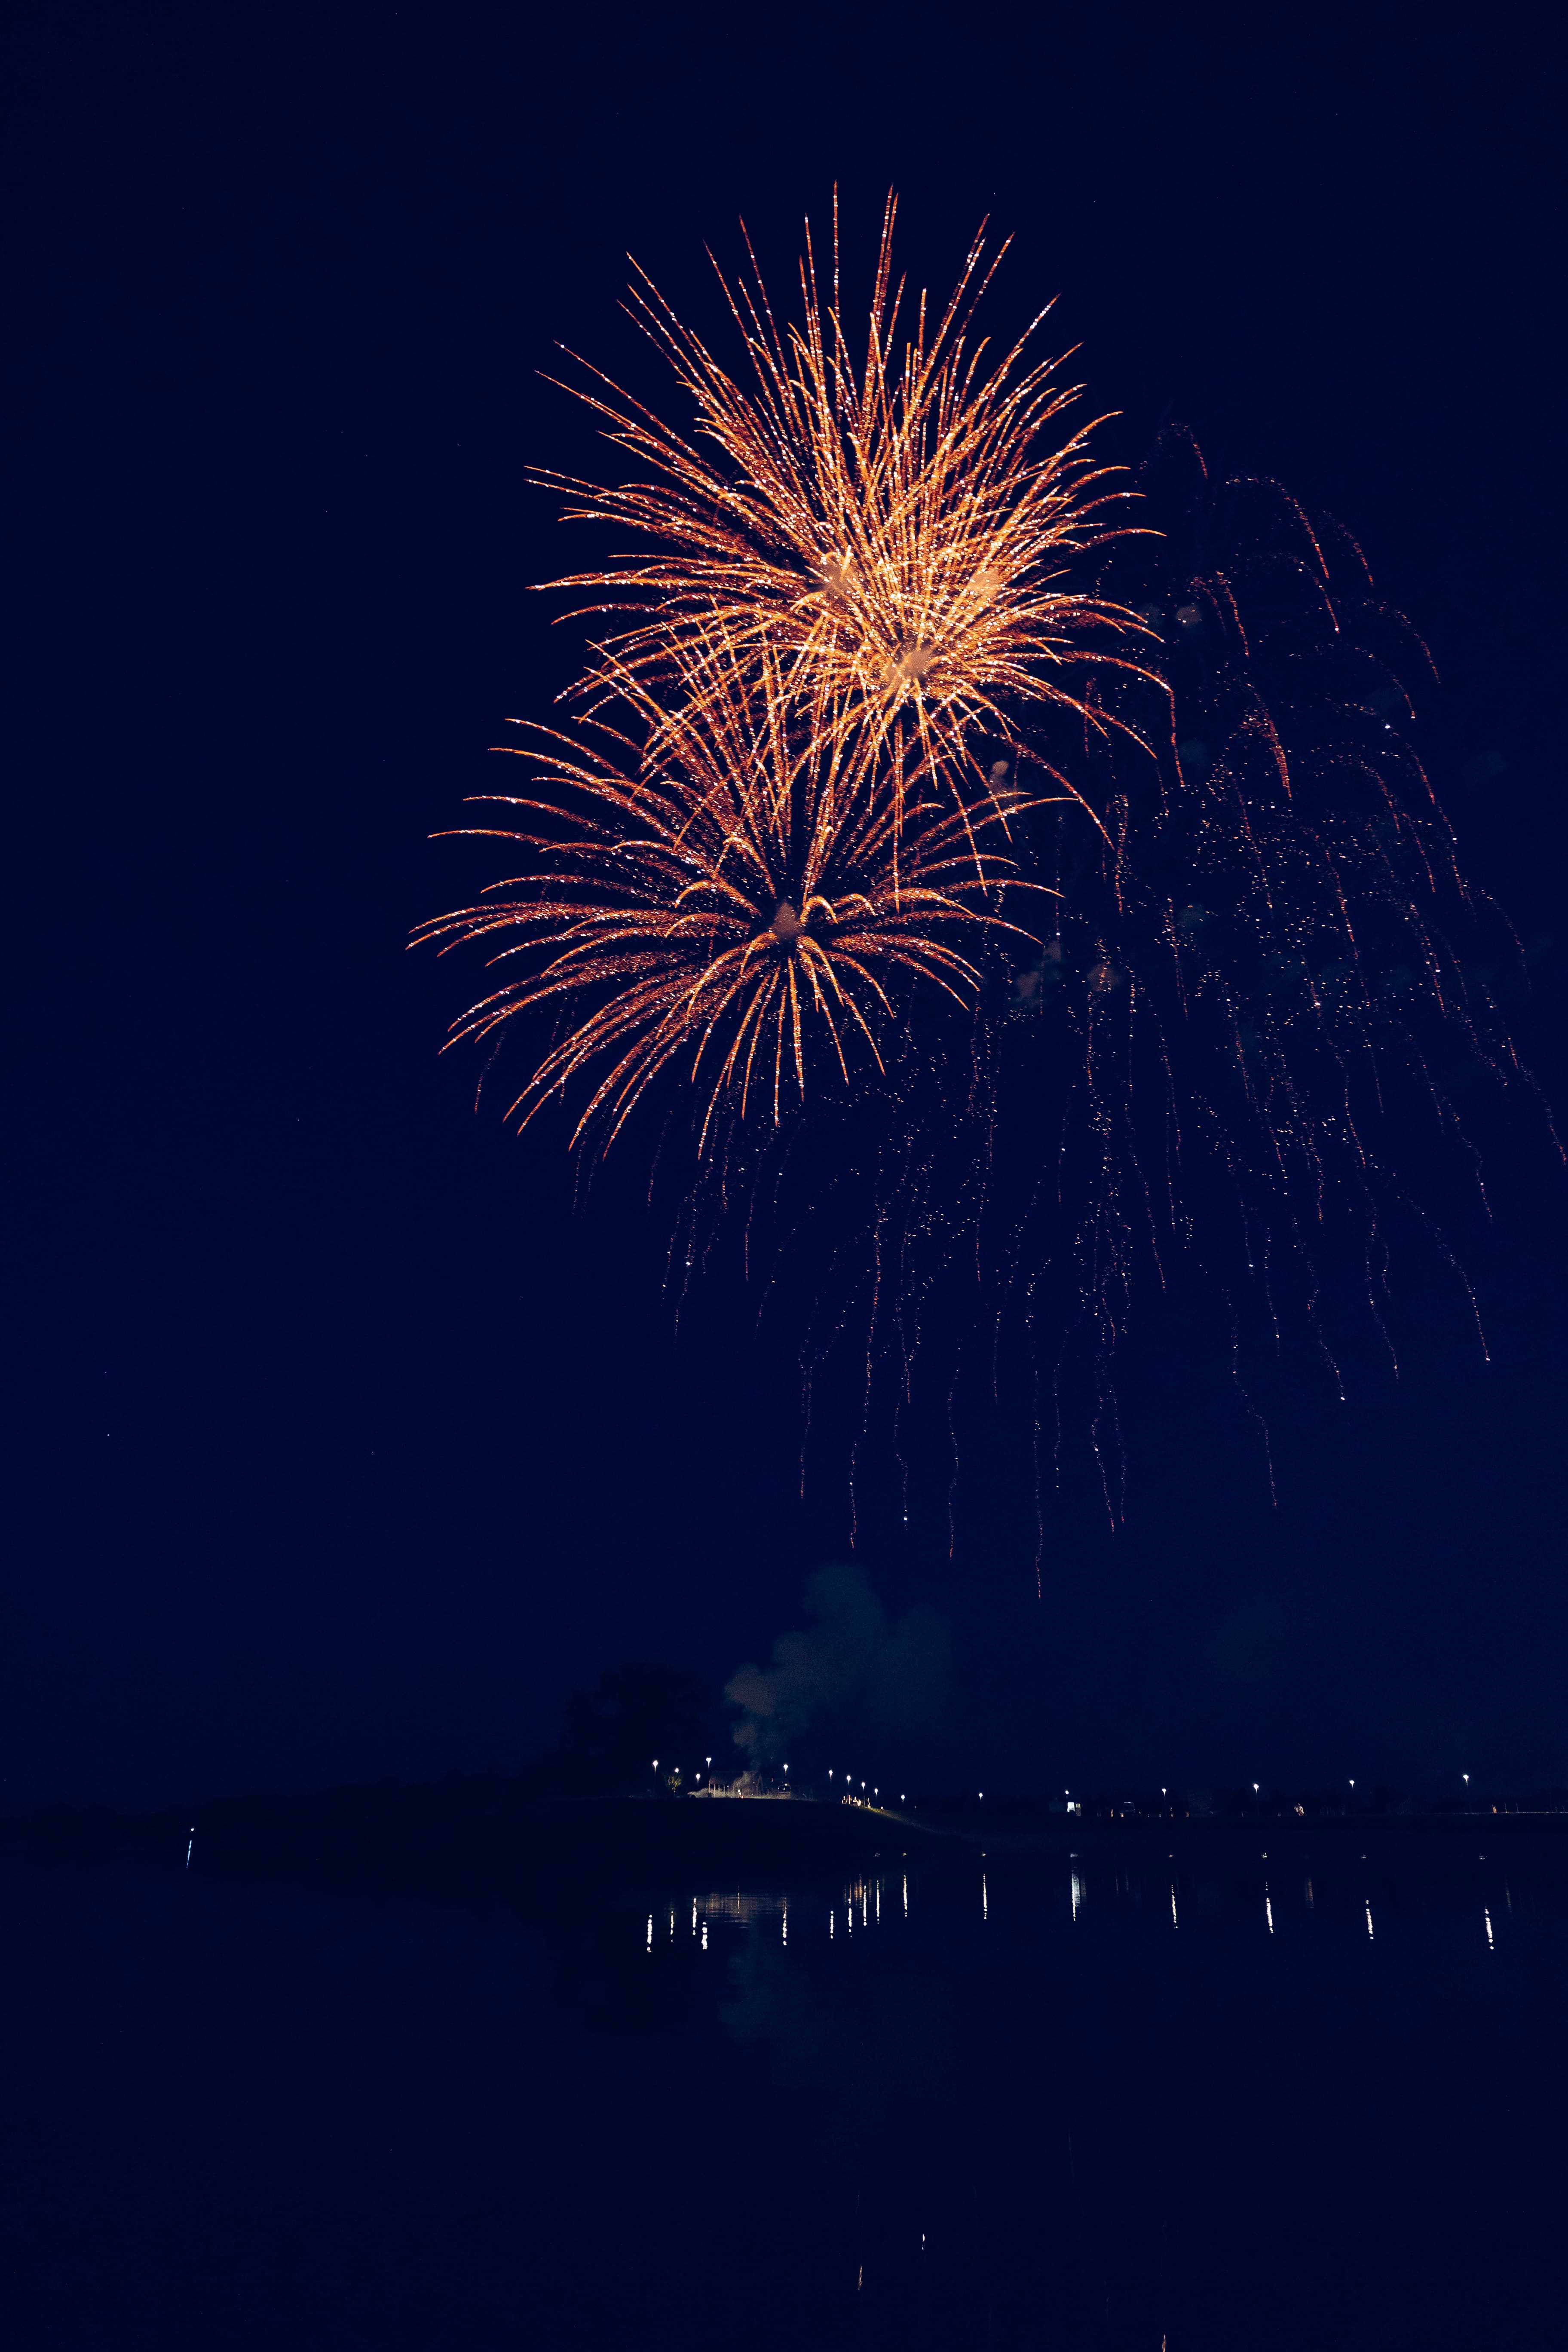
2,1829,1562,2348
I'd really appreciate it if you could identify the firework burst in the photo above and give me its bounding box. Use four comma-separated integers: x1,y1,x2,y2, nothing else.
415,644,1047,1153
420,204,1550,1536
535,195,1155,815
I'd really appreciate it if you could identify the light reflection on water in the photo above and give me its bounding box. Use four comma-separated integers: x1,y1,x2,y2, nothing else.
671,1845,1541,1969
2,1839,1565,2350
635,1839,1565,2346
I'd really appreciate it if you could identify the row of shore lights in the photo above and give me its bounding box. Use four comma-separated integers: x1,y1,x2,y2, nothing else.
649,1761,915,1805
1172,1777,1473,1799
652,1767,1476,1801
827,1770,911,1804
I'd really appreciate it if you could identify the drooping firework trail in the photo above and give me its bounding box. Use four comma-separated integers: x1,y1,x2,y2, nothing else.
762,423,1551,1541
420,202,1550,1542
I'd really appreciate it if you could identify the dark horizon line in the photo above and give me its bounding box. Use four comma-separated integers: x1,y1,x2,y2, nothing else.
6,1764,1568,1834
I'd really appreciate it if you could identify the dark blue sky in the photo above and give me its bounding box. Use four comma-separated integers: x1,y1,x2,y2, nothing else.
6,0,1565,1811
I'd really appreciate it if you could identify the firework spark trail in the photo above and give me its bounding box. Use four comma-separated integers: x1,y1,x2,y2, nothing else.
415,642,1052,1155
533,193,1158,830
745,426,1550,1523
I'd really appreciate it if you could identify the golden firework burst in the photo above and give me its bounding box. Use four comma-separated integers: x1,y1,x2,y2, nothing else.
414,644,1049,1152
536,195,1156,811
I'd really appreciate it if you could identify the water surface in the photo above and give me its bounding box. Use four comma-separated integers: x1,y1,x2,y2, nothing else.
2,1831,1561,2347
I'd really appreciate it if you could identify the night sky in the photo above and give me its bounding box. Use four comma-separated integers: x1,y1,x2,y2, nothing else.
7,0,1565,1814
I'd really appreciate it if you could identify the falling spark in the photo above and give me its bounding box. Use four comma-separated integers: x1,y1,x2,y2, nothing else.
760,425,1552,1527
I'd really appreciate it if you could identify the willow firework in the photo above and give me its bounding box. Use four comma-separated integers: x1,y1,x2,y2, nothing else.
751,426,1549,1530
414,644,1045,1152
420,207,1547,1531
536,195,1154,815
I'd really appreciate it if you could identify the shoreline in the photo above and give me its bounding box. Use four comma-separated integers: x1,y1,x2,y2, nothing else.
4,1778,1566,1909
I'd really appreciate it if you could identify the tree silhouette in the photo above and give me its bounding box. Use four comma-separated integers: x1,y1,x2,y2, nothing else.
557,1663,712,1793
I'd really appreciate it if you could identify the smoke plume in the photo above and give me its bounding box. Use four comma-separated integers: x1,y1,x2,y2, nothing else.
725,1566,947,1764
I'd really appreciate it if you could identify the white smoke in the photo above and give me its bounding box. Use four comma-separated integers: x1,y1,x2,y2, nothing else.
725,1565,947,1764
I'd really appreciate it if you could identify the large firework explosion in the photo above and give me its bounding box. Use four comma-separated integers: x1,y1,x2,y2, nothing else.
422,202,1139,1164
535,194,1153,825
422,208,1548,1529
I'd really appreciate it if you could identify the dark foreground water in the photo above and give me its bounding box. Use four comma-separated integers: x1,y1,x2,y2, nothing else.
2,1830,1563,2349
